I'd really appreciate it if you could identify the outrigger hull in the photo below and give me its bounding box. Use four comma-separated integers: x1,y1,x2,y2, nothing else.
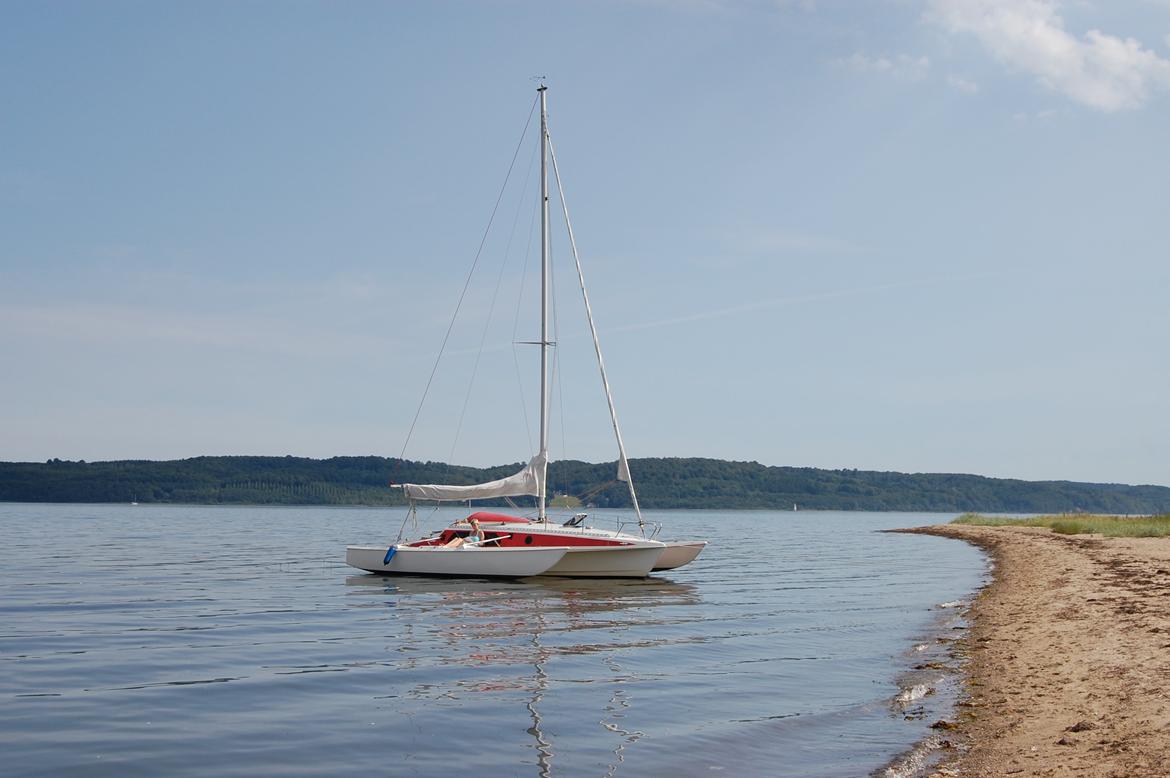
540,545,666,578
652,541,708,571
346,545,568,578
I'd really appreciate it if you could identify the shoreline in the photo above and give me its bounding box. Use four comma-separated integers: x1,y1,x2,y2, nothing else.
898,524,1170,777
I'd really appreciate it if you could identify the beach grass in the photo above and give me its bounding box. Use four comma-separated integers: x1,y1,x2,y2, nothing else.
953,513,1170,537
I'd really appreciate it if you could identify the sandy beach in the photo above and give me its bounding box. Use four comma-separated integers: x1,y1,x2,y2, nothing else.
904,524,1170,777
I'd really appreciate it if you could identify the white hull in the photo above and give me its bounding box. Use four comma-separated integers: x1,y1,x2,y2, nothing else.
346,545,567,578
653,541,708,571
539,545,665,578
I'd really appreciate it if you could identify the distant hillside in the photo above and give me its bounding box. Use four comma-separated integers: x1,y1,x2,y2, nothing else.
2,456,1168,513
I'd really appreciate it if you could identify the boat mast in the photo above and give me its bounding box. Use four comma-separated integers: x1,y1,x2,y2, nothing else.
537,83,551,522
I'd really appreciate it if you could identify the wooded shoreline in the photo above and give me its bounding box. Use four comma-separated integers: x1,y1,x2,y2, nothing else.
2,455,1168,513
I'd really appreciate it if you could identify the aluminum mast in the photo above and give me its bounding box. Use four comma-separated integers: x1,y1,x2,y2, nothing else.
537,84,550,522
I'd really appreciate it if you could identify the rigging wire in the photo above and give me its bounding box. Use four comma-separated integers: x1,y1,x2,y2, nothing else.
549,206,568,466
578,479,620,504
392,502,416,544
447,117,541,464
511,145,541,457
397,93,539,463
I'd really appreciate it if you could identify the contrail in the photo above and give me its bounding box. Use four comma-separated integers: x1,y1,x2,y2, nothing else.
603,269,1011,335
433,269,1011,356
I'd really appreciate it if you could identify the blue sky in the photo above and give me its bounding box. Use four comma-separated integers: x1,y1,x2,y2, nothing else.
2,0,1168,486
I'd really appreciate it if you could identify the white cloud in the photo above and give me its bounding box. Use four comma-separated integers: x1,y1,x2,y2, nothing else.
927,0,1170,111
838,52,931,81
947,74,981,93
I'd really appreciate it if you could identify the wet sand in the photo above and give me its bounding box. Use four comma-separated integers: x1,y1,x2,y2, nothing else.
902,525,1170,777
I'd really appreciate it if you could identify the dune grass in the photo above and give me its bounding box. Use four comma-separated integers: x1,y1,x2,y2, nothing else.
952,512,1170,538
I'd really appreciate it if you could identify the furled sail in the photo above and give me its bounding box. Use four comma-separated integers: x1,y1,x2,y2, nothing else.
616,455,630,483
402,453,546,502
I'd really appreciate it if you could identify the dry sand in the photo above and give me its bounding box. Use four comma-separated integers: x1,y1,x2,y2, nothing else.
903,525,1170,778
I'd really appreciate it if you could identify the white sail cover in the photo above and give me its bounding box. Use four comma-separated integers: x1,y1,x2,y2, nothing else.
402,453,547,502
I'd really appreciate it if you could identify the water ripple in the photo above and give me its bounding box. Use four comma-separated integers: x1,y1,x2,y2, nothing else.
0,504,985,777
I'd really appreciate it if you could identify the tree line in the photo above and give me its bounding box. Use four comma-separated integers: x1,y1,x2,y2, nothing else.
2,455,1168,513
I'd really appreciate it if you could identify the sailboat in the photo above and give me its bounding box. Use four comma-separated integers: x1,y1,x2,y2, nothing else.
346,85,706,578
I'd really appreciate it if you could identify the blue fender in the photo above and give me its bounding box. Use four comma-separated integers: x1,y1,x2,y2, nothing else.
383,546,397,565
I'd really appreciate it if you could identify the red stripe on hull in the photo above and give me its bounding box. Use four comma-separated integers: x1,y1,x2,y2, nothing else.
494,533,624,547
412,529,627,548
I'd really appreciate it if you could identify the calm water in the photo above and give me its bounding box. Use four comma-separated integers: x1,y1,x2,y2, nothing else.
0,505,985,777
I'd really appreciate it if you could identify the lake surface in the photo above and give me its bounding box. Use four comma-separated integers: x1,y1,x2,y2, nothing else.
0,505,986,777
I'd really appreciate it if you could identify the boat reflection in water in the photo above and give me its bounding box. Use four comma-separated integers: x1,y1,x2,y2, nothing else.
344,575,700,776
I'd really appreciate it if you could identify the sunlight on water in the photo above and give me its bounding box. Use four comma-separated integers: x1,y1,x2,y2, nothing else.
0,505,985,777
